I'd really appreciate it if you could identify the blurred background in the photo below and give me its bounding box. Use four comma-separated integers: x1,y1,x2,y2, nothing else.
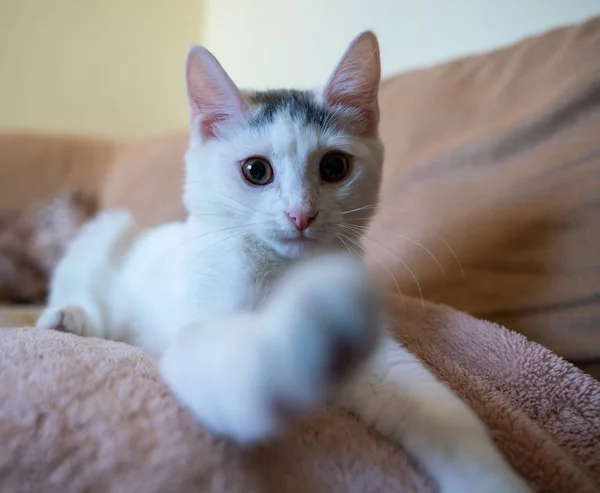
1,0,599,139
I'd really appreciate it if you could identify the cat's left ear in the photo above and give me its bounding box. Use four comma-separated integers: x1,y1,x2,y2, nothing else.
323,31,381,136
185,45,248,140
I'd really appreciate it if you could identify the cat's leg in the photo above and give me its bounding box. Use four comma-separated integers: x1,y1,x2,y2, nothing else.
36,305,99,337
160,253,381,445
36,210,135,341
335,332,531,493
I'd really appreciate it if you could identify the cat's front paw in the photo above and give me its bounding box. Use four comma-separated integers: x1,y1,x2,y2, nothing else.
161,314,291,444
160,253,381,445
265,252,382,392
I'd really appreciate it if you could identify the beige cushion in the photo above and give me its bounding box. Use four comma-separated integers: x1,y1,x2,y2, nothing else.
370,17,600,371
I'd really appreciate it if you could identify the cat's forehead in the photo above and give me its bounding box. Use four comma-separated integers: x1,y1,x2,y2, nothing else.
245,89,334,132
238,89,350,157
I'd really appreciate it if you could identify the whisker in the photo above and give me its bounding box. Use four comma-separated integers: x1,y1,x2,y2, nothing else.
189,213,238,220
378,204,464,275
340,204,379,215
335,233,360,259
344,203,464,275
166,222,264,255
340,223,445,280
343,229,424,310
428,232,463,276
148,196,252,218
212,190,271,216
191,199,249,216
337,231,405,309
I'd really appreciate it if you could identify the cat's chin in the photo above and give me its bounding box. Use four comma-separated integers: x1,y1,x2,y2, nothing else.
265,235,325,259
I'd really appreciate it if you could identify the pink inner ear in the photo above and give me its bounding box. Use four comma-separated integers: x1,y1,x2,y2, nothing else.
188,85,240,139
186,46,248,140
325,67,378,110
324,32,381,136
197,113,227,140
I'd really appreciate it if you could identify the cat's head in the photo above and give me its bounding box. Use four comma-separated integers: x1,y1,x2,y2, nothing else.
183,32,383,258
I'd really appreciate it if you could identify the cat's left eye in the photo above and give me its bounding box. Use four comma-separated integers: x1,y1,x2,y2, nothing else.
241,157,273,186
320,152,350,183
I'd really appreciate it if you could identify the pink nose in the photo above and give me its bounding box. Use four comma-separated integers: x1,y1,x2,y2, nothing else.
286,207,317,232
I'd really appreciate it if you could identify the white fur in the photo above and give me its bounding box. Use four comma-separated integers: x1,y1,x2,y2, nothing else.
37,33,530,493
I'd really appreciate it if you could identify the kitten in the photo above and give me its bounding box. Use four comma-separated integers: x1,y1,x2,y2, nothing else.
37,32,530,493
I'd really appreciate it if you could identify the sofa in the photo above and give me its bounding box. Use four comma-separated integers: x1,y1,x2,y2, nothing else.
0,17,599,493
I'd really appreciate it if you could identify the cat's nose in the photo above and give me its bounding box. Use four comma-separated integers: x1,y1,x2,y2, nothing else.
286,207,318,232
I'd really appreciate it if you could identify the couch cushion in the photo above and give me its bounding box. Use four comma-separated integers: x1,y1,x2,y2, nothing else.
369,17,600,371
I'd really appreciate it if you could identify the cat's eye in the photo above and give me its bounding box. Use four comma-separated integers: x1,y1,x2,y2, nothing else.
241,157,273,186
320,152,350,183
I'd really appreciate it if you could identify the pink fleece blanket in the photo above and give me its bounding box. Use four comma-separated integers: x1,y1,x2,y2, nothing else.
0,296,598,493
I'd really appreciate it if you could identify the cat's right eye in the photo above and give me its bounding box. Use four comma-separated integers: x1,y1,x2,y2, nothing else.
241,157,273,186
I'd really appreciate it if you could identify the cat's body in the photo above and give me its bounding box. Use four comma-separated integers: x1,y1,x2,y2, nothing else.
45,211,292,353
37,33,530,492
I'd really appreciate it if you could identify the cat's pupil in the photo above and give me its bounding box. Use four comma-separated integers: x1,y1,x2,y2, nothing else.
320,153,349,183
325,158,343,176
248,161,265,180
242,157,273,186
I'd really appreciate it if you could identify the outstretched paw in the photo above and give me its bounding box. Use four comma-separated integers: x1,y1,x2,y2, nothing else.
161,252,382,445
266,252,382,392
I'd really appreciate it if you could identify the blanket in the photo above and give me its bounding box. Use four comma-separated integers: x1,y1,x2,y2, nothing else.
1,296,598,493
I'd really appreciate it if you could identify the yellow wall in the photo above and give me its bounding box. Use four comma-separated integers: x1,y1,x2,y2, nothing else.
3,1,598,137
203,0,600,90
0,0,203,138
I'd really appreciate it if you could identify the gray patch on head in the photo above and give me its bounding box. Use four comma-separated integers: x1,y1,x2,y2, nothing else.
246,89,337,131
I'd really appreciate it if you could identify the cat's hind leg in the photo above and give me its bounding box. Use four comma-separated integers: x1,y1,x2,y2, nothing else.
37,210,136,341
36,305,98,337
160,253,381,445
335,334,531,493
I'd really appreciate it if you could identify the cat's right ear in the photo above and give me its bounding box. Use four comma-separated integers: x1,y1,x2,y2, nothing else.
323,31,381,136
185,46,248,140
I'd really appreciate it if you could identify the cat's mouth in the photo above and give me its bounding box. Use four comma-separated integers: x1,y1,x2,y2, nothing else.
273,228,324,247
278,235,318,245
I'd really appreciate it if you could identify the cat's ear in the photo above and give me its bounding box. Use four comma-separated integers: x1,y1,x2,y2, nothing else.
185,45,248,140
323,31,381,136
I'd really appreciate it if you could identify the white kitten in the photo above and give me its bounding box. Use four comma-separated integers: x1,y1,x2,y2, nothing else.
37,32,530,493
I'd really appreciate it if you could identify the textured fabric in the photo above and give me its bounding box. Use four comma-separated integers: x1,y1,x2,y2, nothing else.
0,296,598,493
